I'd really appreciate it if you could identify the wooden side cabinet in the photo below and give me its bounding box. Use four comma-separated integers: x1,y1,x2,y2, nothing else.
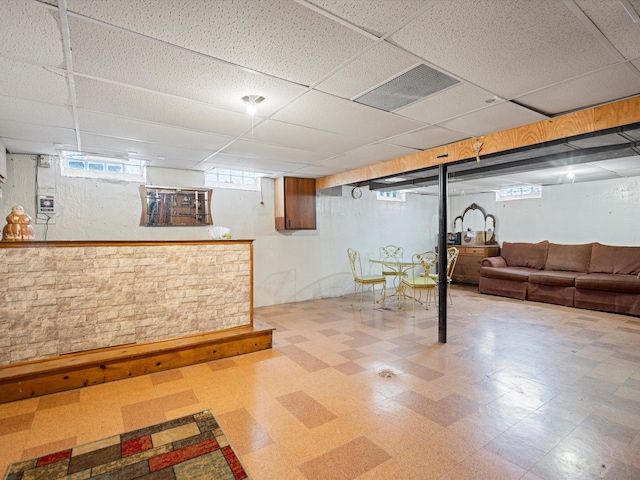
274,176,317,230
452,245,500,284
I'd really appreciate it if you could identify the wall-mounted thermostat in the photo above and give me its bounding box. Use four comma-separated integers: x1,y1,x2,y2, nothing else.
37,195,56,214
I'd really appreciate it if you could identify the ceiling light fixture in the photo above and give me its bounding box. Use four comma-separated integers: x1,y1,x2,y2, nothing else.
242,95,265,116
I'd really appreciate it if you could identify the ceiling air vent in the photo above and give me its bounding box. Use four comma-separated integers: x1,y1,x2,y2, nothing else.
354,64,459,112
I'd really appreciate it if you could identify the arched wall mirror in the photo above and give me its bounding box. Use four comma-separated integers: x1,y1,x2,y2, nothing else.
452,203,497,245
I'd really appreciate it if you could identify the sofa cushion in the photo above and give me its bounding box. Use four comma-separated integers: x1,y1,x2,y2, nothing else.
501,241,548,269
528,270,581,287
589,243,640,275
545,243,593,272
575,273,640,294
479,266,535,282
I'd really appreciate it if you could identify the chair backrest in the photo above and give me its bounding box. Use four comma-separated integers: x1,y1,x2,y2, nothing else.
380,245,403,261
446,247,460,277
347,248,363,279
409,251,436,279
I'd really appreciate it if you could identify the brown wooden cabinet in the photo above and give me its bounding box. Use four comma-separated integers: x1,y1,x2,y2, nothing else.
274,176,316,230
452,245,500,284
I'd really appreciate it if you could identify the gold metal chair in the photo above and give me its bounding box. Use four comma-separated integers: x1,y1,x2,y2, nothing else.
347,248,386,310
379,245,406,305
428,246,459,305
401,251,437,317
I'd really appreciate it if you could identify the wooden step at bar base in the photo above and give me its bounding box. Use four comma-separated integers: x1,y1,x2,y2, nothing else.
0,324,274,404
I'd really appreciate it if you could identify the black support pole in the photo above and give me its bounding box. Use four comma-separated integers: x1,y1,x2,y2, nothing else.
438,163,448,343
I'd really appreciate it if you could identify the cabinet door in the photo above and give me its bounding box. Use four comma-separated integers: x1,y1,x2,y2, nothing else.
275,177,316,230
285,177,316,229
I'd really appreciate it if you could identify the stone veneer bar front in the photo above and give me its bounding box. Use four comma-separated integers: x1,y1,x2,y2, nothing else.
0,240,254,366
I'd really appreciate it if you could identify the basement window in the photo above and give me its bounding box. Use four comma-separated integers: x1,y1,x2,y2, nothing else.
60,152,146,182
496,185,542,202
205,168,265,191
376,191,406,202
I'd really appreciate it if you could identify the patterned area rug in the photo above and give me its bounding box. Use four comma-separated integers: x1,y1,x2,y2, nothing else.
3,410,249,480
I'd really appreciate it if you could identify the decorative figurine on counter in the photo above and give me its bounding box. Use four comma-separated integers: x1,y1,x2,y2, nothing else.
2,205,35,241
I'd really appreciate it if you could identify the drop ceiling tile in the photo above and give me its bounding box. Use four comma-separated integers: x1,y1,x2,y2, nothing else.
204,154,311,176
391,0,618,98
3,139,62,155
79,132,212,166
395,83,498,124
66,0,374,85
315,43,418,99
0,96,74,128
439,102,548,138
77,111,234,152
248,120,369,154
305,0,434,37
222,140,329,165
272,90,425,141
575,0,640,59
288,164,342,177
0,58,69,105
0,120,76,146
516,64,640,115
315,143,420,170
75,77,251,138
594,156,640,175
0,0,64,67
386,125,469,150
69,17,306,115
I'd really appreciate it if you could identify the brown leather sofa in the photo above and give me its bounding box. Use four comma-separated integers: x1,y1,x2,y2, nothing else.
478,241,640,316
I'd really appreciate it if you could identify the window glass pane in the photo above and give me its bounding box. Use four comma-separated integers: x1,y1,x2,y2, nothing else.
107,164,123,173
68,160,85,169
124,164,142,174
231,175,242,184
88,162,105,171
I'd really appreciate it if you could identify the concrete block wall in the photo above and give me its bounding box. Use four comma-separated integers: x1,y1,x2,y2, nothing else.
0,241,252,365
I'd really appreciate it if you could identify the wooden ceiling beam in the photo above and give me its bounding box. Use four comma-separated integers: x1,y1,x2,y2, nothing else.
315,95,640,190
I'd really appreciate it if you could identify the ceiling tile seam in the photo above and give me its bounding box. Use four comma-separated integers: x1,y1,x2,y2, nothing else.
561,0,628,63
63,11,309,89
293,0,379,41
57,0,81,151
295,0,440,94
74,107,236,143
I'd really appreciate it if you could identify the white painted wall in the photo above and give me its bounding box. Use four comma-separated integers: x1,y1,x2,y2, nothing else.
1,155,437,307
449,176,640,246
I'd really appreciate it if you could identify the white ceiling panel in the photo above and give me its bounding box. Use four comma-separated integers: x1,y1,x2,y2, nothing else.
395,83,498,125
220,140,329,165
516,64,640,115
315,43,418,99
315,143,420,170
79,132,213,169
439,102,549,138
74,78,252,138
3,138,63,156
272,90,426,140
248,120,370,154
0,120,76,146
0,0,63,67
69,17,306,115
304,0,434,37
0,58,69,105
66,0,374,86
77,111,234,153
0,97,73,129
386,125,469,150
287,164,343,178
575,0,640,59
202,154,312,176
391,0,619,99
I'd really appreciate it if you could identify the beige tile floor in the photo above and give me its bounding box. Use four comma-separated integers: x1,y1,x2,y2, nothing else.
2,284,640,479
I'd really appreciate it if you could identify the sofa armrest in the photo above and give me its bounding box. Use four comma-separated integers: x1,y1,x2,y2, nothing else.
482,256,507,268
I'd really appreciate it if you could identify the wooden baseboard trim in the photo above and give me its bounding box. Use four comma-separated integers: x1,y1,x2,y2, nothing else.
0,325,274,404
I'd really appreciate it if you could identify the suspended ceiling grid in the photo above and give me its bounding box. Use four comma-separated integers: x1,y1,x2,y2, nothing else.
0,0,639,194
